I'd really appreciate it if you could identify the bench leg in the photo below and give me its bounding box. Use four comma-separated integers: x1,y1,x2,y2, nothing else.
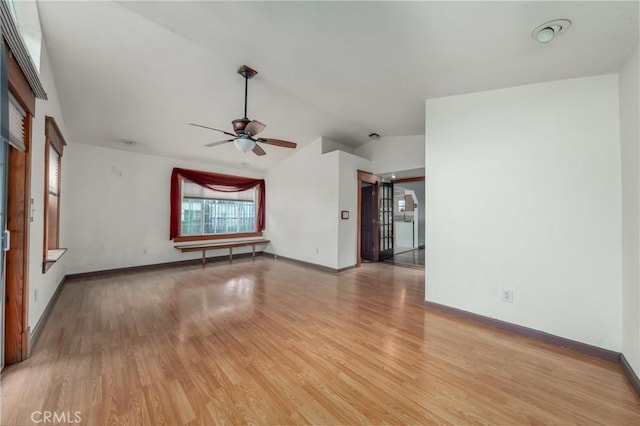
252,244,256,260
202,250,206,267
229,247,233,264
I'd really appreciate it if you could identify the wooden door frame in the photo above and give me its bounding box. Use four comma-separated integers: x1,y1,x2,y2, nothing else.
4,41,35,364
357,170,381,267
391,176,425,184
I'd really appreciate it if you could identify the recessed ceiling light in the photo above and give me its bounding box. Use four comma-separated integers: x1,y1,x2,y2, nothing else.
532,19,571,43
391,174,396,179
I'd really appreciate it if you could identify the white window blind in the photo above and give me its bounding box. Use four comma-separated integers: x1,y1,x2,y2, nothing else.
8,93,26,151
48,145,59,195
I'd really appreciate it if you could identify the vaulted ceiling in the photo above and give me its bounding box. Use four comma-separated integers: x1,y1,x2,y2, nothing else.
38,1,639,171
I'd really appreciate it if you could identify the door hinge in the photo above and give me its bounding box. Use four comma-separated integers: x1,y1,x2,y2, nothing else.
2,229,10,251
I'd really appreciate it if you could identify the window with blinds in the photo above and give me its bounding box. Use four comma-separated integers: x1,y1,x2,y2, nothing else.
48,145,59,195
47,145,60,250
7,94,26,151
43,116,66,267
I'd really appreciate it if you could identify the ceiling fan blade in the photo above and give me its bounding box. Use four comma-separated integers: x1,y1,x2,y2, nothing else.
257,138,297,149
252,144,267,156
189,123,237,138
245,120,266,137
204,139,235,147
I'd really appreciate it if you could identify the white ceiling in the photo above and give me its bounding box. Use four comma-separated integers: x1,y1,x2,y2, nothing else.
37,1,639,172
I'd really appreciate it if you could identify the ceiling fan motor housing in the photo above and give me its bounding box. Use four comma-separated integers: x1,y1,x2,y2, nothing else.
232,118,250,133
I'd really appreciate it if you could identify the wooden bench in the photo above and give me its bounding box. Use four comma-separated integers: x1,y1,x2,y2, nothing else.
175,239,270,266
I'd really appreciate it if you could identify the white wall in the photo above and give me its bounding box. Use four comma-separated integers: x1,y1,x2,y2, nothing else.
355,134,424,175
322,137,355,155
266,138,372,269
64,143,263,274
28,39,67,328
337,150,372,269
425,74,623,350
620,44,640,374
265,138,340,268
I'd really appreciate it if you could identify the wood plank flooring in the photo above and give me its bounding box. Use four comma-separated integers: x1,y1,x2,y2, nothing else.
1,257,639,425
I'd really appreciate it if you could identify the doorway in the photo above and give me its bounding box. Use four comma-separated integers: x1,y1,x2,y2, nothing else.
2,39,36,365
388,175,425,268
360,183,376,262
357,171,394,266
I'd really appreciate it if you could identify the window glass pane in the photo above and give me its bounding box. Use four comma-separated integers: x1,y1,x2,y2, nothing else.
48,146,59,195
180,180,257,236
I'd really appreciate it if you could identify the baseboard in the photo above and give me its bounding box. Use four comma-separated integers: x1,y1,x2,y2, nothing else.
263,252,356,273
66,252,264,280
620,353,640,398
30,275,66,350
423,300,621,364
337,264,357,273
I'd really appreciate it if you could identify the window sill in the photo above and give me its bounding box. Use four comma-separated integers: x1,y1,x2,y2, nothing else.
174,231,262,243
43,248,67,273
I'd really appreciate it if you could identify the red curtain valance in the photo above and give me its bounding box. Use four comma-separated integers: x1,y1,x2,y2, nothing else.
170,167,265,239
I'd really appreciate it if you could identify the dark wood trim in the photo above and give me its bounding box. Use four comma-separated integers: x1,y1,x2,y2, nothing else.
423,300,621,364
42,119,65,271
43,248,68,273
66,252,264,281
357,175,361,267
4,114,32,364
3,41,35,114
44,116,67,156
43,117,65,264
262,252,356,274
357,170,381,267
174,231,263,243
20,113,31,360
620,354,640,398
43,135,50,266
29,276,66,353
357,170,381,185
4,38,36,364
5,145,28,364
391,176,425,184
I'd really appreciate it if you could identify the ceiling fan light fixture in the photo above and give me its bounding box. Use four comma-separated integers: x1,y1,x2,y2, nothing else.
532,19,571,43
234,136,256,153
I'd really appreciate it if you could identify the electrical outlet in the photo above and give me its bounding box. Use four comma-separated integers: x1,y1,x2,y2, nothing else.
501,288,514,303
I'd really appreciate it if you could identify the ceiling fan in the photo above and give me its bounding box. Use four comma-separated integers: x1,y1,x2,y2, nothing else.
189,65,297,156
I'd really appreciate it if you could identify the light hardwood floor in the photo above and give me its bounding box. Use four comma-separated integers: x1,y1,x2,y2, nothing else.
1,257,639,425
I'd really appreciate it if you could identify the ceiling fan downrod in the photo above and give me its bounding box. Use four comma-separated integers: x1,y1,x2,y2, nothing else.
237,65,257,119
243,73,248,118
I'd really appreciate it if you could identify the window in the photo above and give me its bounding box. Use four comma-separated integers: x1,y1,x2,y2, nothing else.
47,144,60,247
43,116,67,271
181,181,256,236
170,168,266,242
